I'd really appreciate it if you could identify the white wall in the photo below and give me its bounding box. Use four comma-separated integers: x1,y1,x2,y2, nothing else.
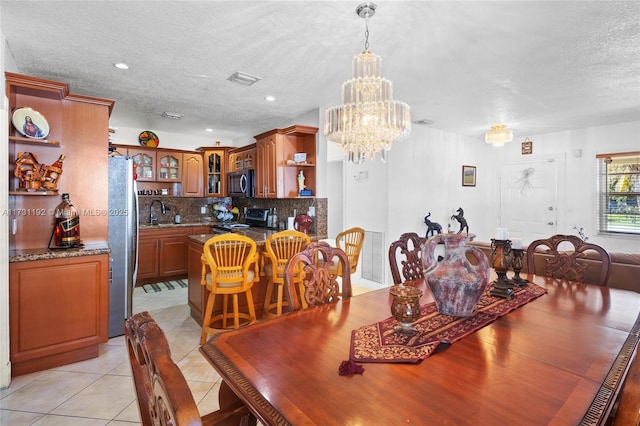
1,19,12,389
109,126,217,151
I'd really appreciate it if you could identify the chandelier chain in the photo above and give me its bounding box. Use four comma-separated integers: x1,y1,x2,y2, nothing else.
364,15,370,51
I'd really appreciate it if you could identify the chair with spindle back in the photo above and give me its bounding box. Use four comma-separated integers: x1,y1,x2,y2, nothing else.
262,229,311,318
200,234,259,344
526,234,612,286
283,241,352,312
333,227,365,276
124,311,255,426
388,232,427,284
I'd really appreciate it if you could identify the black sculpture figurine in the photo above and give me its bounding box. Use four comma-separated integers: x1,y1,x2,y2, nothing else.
424,212,442,238
451,207,469,235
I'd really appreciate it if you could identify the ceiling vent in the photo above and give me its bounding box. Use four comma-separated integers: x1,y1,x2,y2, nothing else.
161,112,184,120
227,71,261,86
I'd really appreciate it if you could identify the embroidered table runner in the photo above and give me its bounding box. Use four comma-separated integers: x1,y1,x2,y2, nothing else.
350,282,547,363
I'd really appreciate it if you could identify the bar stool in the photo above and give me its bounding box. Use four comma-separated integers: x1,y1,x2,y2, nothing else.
262,230,310,318
333,226,365,275
200,234,259,345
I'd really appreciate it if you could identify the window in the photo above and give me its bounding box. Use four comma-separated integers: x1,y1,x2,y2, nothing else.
597,152,640,236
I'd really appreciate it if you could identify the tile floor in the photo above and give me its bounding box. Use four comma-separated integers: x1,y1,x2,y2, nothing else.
0,284,374,425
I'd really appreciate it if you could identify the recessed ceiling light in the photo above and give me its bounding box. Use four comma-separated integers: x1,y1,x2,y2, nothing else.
227,71,261,86
114,63,130,70
205,128,213,132
265,96,275,102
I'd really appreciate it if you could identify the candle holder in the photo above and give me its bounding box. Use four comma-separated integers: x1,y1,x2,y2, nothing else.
489,239,514,299
510,248,529,286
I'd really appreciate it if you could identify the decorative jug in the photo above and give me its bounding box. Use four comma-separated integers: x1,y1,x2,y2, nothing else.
421,233,489,317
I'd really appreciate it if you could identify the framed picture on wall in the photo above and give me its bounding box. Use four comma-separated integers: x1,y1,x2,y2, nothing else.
462,165,476,187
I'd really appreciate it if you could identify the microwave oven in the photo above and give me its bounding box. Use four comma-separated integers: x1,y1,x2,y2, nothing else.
228,169,254,198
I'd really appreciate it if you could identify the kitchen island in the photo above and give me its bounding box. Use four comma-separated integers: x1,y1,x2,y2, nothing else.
188,229,326,325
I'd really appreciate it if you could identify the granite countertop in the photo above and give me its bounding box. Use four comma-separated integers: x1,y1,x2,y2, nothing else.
139,221,214,230
189,228,327,246
9,242,110,263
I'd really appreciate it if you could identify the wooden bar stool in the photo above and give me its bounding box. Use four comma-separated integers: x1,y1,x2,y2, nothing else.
200,234,259,345
262,230,310,318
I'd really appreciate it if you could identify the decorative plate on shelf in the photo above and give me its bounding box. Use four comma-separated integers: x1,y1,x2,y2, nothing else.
139,131,159,148
12,107,50,139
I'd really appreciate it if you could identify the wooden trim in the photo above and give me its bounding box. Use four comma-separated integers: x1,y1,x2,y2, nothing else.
596,151,640,159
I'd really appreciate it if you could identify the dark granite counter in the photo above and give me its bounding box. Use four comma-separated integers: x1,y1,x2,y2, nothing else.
189,228,327,246
9,242,110,263
139,221,214,230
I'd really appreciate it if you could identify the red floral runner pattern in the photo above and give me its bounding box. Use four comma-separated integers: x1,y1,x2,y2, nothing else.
350,282,547,363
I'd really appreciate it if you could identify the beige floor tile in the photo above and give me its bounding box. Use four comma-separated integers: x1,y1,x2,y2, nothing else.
177,350,221,383
32,414,110,425
0,369,48,398
195,381,223,415
0,371,101,413
52,344,129,375
0,409,45,424
112,400,142,424
51,374,135,420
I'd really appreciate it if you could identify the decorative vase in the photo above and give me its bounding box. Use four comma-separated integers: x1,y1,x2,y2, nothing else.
389,285,423,335
421,233,490,317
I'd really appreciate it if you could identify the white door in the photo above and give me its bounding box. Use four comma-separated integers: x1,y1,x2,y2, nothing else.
499,158,562,245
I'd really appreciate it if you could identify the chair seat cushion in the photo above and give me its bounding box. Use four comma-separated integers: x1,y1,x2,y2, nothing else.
206,270,255,288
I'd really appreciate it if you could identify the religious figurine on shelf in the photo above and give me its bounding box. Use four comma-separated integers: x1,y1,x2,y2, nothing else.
298,170,306,195
423,212,442,238
451,207,469,235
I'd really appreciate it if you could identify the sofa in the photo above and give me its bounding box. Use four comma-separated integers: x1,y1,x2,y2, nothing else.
467,241,640,293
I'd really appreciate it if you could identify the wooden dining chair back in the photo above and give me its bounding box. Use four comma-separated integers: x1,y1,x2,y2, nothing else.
200,234,259,344
125,311,254,426
284,241,352,312
526,234,612,285
388,232,427,284
334,227,365,275
262,230,311,318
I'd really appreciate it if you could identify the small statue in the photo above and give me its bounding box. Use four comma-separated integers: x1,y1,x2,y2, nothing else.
424,212,442,238
297,170,306,195
451,207,469,235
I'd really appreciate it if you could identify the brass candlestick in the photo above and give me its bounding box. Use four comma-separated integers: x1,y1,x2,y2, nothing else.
489,239,514,299
510,248,529,286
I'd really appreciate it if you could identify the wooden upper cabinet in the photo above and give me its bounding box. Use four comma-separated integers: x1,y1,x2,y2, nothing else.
254,125,318,198
182,153,204,197
128,148,156,181
6,72,114,250
202,148,231,197
157,151,181,182
229,143,256,172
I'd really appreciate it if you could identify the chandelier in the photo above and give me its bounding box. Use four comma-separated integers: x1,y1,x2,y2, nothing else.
485,125,513,146
324,2,411,164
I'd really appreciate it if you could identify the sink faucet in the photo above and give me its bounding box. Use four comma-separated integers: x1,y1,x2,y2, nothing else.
149,199,169,224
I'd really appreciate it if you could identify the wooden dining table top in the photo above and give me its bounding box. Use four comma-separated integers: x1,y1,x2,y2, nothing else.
199,274,640,426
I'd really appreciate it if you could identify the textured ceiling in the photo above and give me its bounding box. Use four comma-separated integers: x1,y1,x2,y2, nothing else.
2,1,639,145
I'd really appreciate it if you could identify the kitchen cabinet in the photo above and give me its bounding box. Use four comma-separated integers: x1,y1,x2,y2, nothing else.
7,72,114,250
254,125,318,198
137,227,190,285
229,143,256,172
181,153,204,197
128,148,182,182
9,253,109,376
201,147,232,197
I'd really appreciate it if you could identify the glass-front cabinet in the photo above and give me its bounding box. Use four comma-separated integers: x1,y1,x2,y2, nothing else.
129,149,155,181
202,148,231,197
158,153,181,182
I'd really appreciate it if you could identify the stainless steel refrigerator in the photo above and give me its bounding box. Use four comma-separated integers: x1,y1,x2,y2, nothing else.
108,156,139,337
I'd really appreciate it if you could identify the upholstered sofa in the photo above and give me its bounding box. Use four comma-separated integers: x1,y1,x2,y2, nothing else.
467,241,640,293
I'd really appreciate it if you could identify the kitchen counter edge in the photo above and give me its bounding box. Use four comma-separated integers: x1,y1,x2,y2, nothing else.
9,242,110,263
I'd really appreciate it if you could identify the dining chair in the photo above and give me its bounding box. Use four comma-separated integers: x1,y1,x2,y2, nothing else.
333,226,365,275
283,241,352,312
125,311,255,426
388,232,427,284
262,229,311,318
526,234,612,285
200,234,259,344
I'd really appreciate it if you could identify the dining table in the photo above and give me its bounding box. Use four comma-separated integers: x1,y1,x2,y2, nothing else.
199,274,640,426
